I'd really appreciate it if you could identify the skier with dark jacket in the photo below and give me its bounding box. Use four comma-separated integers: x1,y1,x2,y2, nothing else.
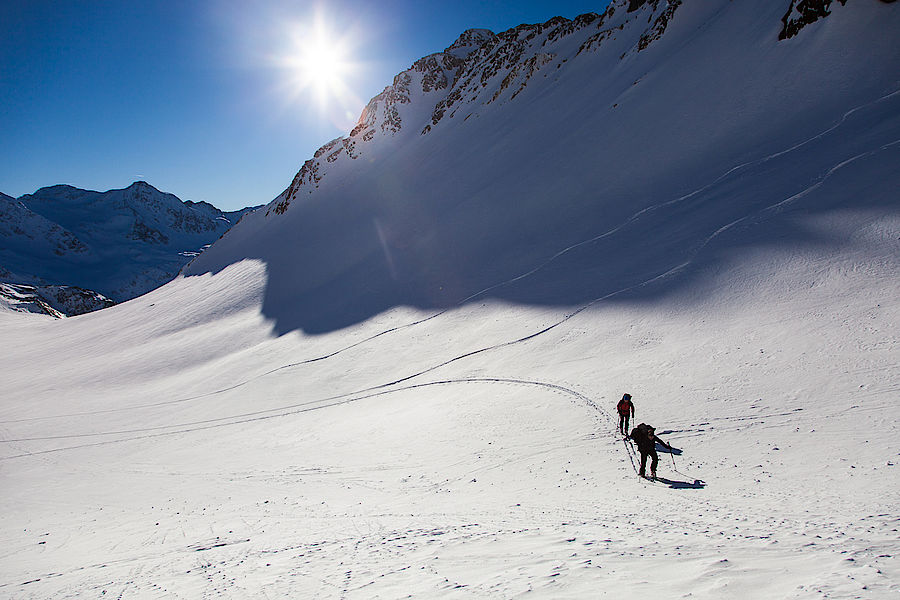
616,393,635,435
628,423,671,479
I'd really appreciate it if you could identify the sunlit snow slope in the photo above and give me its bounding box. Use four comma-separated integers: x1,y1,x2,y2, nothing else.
1,1,898,598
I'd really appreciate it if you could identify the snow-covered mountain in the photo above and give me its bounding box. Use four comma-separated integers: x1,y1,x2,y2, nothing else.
187,0,899,335
1,1,898,598
1,182,257,307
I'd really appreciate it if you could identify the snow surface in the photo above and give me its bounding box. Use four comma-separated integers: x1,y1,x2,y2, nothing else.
1,1,899,598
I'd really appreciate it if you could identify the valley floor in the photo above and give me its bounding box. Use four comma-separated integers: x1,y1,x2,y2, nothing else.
1,251,898,598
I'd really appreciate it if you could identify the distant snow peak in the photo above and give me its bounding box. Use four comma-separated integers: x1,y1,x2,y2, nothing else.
0,193,89,256
1,183,257,305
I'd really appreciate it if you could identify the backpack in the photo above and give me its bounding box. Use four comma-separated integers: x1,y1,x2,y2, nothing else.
630,423,651,441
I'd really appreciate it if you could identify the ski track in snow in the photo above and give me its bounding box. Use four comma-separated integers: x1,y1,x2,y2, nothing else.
2,88,896,451
0,378,609,458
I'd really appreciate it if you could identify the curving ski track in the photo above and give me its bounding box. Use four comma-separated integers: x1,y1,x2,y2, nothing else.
1,89,896,466
0,377,612,459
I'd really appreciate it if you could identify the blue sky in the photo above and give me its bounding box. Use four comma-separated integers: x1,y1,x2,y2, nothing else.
1,1,609,211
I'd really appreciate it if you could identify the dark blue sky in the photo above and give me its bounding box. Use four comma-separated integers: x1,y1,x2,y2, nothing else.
1,1,609,210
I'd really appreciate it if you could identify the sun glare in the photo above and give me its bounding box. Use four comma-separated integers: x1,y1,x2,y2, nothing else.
295,27,346,100
275,13,362,128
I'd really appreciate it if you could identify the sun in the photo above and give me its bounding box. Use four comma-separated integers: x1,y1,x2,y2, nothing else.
296,26,347,102
280,14,358,114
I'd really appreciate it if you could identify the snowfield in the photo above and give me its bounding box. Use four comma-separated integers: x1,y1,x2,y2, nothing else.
2,0,899,598
1,231,897,597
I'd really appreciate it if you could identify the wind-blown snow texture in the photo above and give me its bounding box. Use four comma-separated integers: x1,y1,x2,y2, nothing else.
1,182,257,305
1,1,899,598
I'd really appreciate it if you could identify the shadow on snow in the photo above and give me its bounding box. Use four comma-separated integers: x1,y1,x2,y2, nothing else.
186,92,900,336
654,476,707,489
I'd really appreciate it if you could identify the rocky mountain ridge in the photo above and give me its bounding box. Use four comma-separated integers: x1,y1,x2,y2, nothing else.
268,0,872,220
779,0,848,40
269,0,686,216
0,282,114,318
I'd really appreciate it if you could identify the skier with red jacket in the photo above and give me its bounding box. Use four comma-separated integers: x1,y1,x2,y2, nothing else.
616,393,635,436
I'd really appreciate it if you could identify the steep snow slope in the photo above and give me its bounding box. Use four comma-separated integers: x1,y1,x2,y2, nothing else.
187,0,900,336
1,0,898,598
2,182,257,303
